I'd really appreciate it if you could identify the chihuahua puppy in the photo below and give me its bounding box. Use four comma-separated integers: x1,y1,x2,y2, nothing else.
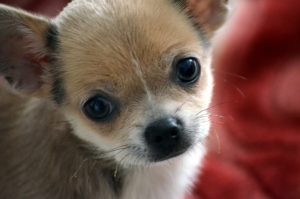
0,0,227,199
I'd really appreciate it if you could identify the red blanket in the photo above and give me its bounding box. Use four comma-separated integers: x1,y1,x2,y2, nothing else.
191,1,300,199
0,0,68,17
2,0,300,199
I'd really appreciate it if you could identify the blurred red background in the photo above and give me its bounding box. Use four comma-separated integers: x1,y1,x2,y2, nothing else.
192,1,300,199
0,0,68,17
1,0,299,199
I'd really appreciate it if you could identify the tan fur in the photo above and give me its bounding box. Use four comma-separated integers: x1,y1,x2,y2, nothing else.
58,0,212,142
0,0,227,198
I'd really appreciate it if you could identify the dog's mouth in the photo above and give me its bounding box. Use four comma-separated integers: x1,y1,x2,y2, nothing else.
112,139,192,167
126,138,192,164
149,144,190,162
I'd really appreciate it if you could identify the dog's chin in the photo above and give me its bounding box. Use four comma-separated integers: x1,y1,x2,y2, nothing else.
149,147,189,163
113,144,193,168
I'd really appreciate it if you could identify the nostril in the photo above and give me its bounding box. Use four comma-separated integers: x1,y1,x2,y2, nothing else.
154,135,163,143
170,127,179,139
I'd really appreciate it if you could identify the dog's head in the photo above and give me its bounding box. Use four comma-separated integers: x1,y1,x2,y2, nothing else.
0,0,227,166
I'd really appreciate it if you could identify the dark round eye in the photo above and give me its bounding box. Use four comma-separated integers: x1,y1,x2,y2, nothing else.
176,57,201,84
83,95,114,121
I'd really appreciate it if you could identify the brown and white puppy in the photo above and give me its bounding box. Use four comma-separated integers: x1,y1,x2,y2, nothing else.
0,0,227,199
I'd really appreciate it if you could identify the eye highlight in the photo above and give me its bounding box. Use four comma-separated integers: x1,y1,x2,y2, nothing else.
175,57,201,85
83,95,114,122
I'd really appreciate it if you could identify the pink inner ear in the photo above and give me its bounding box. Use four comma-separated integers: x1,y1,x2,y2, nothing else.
0,31,47,94
15,56,44,93
185,0,227,34
187,0,212,21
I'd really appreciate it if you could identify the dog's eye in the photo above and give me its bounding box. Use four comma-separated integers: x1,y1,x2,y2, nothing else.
176,57,201,84
83,95,114,121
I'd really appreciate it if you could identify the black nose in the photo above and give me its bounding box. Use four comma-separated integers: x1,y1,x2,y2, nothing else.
145,117,188,161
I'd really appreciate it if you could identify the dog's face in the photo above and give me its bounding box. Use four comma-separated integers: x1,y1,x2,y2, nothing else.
0,0,227,166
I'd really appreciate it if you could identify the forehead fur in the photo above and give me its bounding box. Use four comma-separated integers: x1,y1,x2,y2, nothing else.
55,0,208,104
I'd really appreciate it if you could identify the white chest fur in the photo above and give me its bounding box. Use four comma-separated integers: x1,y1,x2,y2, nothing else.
121,144,205,199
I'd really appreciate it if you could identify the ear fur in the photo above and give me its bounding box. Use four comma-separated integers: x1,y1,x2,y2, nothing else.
0,4,55,96
173,0,228,38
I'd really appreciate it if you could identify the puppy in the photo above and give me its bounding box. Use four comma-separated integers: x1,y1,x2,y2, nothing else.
0,0,227,199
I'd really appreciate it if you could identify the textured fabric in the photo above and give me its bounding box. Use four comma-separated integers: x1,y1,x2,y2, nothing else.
192,1,300,199
1,0,68,17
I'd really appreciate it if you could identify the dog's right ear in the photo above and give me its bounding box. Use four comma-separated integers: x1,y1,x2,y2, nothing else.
0,4,57,97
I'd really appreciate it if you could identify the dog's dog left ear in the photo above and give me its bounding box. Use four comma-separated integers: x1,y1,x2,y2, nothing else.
174,0,228,38
0,4,55,96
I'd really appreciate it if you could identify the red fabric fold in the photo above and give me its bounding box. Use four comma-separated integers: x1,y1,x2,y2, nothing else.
194,1,300,199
